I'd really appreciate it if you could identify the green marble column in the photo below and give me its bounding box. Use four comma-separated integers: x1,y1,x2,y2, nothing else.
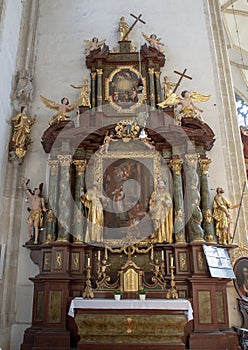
96,68,103,111
91,72,96,109
57,155,72,241
148,67,155,109
185,154,205,243
199,158,216,243
170,159,186,243
73,160,87,243
155,71,162,105
45,160,59,242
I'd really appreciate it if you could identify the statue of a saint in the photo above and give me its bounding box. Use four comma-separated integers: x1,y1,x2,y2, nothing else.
71,78,91,107
23,179,47,244
149,180,173,243
11,106,35,158
212,187,239,245
118,16,129,41
40,96,79,125
81,183,108,243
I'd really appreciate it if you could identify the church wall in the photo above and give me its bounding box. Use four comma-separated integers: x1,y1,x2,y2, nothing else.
2,0,247,348
0,0,22,190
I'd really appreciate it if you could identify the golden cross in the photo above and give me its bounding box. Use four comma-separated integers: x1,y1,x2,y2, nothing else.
173,68,192,93
123,13,146,40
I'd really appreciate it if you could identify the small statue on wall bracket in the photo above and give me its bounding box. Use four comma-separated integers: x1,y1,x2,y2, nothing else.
40,95,79,125
9,106,35,159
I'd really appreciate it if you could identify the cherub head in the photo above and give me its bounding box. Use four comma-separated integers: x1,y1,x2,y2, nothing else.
21,106,27,113
150,34,157,40
61,97,69,105
92,37,98,43
181,91,189,98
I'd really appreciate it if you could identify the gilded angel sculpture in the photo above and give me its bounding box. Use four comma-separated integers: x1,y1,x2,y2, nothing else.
84,37,106,56
142,32,164,53
40,96,79,125
158,90,210,121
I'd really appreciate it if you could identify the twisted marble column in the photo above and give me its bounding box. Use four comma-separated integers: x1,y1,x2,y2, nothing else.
91,72,96,109
96,68,103,111
185,154,204,243
199,158,216,243
170,158,186,243
73,160,87,243
148,67,155,109
57,155,72,241
45,160,59,242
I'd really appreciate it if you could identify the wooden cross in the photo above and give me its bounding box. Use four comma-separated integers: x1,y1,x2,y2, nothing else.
122,13,146,40
172,68,192,93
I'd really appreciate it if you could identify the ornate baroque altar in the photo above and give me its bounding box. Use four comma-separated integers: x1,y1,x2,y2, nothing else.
21,18,240,350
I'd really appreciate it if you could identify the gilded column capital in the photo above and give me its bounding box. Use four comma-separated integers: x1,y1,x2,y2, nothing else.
91,72,97,80
48,159,59,176
148,67,155,74
155,71,161,78
185,153,199,167
73,159,87,175
57,155,72,167
170,159,183,174
96,68,103,75
199,158,212,174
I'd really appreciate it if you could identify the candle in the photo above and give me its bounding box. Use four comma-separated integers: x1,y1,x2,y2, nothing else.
98,250,101,261
87,257,90,266
170,255,174,267
161,250,164,260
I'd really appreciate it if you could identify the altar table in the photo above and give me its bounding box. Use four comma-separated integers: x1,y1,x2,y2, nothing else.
68,298,193,350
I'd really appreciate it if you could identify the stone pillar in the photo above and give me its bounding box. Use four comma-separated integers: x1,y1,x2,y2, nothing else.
185,154,204,243
170,158,186,243
155,71,162,104
45,160,59,242
91,72,97,109
73,160,87,243
57,155,72,241
96,68,103,111
199,158,216,243
148,67,155,109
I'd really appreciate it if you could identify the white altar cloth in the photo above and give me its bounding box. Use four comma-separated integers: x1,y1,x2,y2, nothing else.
68,298,193,321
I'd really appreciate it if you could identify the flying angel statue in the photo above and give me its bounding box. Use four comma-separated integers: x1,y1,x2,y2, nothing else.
142,32,165,53
40,95,79,125
158,90,210,121
84,37,106,56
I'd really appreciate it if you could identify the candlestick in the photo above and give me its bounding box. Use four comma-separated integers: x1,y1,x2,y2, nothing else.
98,250,101,261
170,255,174,267
87,257,90,266
161,250,164,260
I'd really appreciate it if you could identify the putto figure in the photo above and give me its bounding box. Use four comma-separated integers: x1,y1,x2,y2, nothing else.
23,179,47,245
142,32,165,52
213,187,239,245
40,95,79,125
84,37,106,56
10,106,35,159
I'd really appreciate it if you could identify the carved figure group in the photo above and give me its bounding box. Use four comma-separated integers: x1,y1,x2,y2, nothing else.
11,106,35,158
